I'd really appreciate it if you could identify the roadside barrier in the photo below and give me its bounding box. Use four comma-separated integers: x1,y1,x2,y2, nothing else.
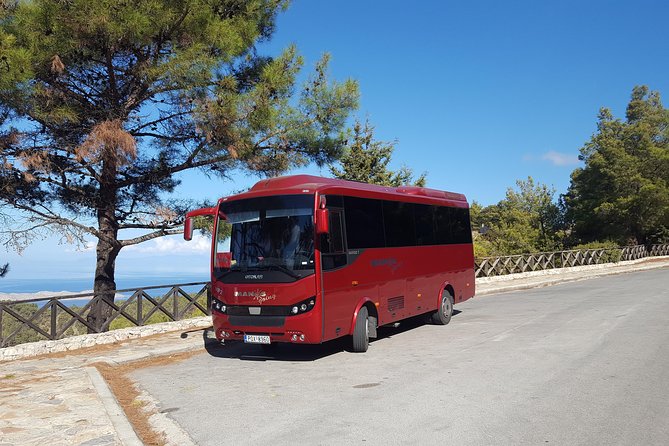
2,244,668,348
0,282,209,348
475,244,668,278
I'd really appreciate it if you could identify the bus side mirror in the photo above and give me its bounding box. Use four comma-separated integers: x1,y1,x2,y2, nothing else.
183,206,217,240
316,208,330,234
184,216,194,241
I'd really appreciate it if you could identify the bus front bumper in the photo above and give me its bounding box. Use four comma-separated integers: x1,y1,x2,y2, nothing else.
211,311,321,344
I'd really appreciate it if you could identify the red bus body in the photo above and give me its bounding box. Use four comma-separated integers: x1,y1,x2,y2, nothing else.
185,175,475,348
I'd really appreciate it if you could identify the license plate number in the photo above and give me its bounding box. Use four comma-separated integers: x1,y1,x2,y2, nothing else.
244,334,270,344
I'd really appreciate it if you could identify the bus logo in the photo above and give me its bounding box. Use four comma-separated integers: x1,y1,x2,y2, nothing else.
234,289,276,304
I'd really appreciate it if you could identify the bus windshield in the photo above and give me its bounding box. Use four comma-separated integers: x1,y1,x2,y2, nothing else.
215,195,315,282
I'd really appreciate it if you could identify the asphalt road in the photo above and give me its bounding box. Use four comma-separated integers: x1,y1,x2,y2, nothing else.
131,268,669,445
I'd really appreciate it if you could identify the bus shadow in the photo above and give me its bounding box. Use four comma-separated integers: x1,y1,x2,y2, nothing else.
375,309,462,340
202,329,349,362
200,309,462,362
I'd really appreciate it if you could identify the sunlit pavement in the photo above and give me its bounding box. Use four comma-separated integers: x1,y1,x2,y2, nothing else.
1,258,668,445
132,268,669,445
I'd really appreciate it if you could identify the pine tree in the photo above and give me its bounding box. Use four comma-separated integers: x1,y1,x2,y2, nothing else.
330,120,426,187
565,86,669,245
0,1,358,330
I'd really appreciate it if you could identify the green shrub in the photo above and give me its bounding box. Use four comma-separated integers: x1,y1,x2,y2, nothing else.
571,241,622,264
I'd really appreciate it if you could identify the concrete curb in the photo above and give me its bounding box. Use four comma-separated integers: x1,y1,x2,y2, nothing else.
0,316,211,362
85,367,144,446
137,387,199,446
94,335,207,366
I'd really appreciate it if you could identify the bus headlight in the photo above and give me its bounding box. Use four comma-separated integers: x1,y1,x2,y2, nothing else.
211,297,227,314
289,297,316,316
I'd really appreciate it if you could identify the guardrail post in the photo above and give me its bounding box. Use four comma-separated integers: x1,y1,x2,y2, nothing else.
173,288,179,320
137,293,143,326
51,300,57,340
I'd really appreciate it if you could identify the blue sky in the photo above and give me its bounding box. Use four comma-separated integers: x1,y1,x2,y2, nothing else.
3,0,669,287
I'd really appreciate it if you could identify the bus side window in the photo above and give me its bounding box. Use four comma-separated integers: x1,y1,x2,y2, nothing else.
321,210,347,270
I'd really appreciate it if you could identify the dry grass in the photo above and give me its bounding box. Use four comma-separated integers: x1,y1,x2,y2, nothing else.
93,349,201,446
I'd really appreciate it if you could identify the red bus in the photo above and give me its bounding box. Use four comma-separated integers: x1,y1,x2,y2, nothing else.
184,175,475,352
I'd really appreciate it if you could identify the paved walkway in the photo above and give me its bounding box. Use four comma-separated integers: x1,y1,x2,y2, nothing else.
1,258,668,446
0,330,207,446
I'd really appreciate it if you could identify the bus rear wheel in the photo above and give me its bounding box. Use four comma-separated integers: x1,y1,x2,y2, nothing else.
352,306,370,353
431,290,453,325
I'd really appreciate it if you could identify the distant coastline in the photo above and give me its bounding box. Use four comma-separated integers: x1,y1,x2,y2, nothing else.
0,275,208,303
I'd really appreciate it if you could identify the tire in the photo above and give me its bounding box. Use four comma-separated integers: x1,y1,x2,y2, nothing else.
352,306,370,352
431,289,454,325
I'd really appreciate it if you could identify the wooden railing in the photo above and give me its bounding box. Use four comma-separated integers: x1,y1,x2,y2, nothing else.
0,282,209,348
2,244,668,348
475,244,669,278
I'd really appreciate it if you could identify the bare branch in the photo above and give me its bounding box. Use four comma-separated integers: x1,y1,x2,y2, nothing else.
128,110,191,133
118,222,181,230
10,202,102,240
120,228,182,247
131,132,195,142
1,213,90,254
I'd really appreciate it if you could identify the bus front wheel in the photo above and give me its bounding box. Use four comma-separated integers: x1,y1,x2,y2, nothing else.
352,306,370,352
431,290,454,325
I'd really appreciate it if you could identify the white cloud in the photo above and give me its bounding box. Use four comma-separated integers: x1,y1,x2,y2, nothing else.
124,233,211,255
541,151,580,167
64,240,96,253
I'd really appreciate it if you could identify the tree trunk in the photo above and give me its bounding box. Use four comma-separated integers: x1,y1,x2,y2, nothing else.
87,232,120,332
86,156,120,333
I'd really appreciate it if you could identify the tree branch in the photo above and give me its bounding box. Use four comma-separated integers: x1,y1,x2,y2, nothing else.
131,131,195,142
115,140,217,188
10,202,103,240
120,228,182,246
118,222,182,230
128,110,191,133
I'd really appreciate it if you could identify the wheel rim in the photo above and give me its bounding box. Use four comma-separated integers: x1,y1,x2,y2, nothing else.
442,295,451,316
365,317,369,343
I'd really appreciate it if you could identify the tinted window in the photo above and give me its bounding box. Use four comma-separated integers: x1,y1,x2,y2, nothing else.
321,210,347,270
341,195,471,248
321,210,345,254
434,206,451,245
324,195,343,208
383,201,416,247
414,204,437,246
435,206,472,244
344,196,385,249
450,207,473,244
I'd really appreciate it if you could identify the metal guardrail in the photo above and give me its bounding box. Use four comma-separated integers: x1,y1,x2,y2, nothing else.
0,282,210,348
475,244,669,278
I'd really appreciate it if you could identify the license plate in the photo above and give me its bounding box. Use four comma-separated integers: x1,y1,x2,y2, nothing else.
244,334,271,344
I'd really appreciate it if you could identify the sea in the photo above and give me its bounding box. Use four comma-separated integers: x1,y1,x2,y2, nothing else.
0,274,209,306
0,275,207,294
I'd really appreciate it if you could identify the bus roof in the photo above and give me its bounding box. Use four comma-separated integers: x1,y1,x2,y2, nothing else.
220,174,468,207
